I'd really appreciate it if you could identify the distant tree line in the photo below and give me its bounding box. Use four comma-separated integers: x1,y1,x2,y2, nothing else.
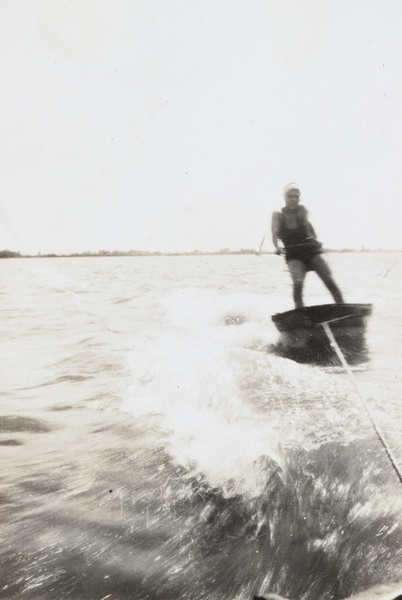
0,248,268,258
0,250,21,258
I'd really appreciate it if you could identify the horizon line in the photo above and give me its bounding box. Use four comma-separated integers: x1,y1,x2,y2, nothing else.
1,248,402,259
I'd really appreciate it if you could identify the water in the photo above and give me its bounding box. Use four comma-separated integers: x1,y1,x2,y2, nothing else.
1,253,402,600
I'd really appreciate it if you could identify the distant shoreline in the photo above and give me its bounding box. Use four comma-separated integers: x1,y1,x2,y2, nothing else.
1,249,401,259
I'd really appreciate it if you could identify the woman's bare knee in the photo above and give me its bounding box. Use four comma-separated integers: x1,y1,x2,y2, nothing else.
310,255,333,280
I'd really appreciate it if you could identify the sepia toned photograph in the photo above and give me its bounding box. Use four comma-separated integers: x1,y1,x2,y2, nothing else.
1,2,402,599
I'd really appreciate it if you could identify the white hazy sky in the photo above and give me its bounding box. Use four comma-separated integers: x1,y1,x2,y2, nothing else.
0,0,401,254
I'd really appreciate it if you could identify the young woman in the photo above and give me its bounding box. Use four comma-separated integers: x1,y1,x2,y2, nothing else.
271,182,344,309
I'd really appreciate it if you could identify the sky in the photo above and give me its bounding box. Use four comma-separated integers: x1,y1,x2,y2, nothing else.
0,0,401,255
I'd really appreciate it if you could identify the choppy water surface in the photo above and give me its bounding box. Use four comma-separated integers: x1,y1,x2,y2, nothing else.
1,253,402,599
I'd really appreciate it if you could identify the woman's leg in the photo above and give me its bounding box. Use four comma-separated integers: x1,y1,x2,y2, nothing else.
310,254,344,303
287,259,307,308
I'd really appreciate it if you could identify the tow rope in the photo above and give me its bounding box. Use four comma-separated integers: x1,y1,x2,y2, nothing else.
321,321,402,486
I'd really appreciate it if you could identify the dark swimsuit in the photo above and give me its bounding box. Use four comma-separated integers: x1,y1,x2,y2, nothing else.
278,205,323,269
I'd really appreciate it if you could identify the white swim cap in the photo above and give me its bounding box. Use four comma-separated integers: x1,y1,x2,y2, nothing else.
284,182,300,194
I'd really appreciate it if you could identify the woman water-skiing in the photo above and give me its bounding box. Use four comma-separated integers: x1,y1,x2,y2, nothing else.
271,182,344,309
